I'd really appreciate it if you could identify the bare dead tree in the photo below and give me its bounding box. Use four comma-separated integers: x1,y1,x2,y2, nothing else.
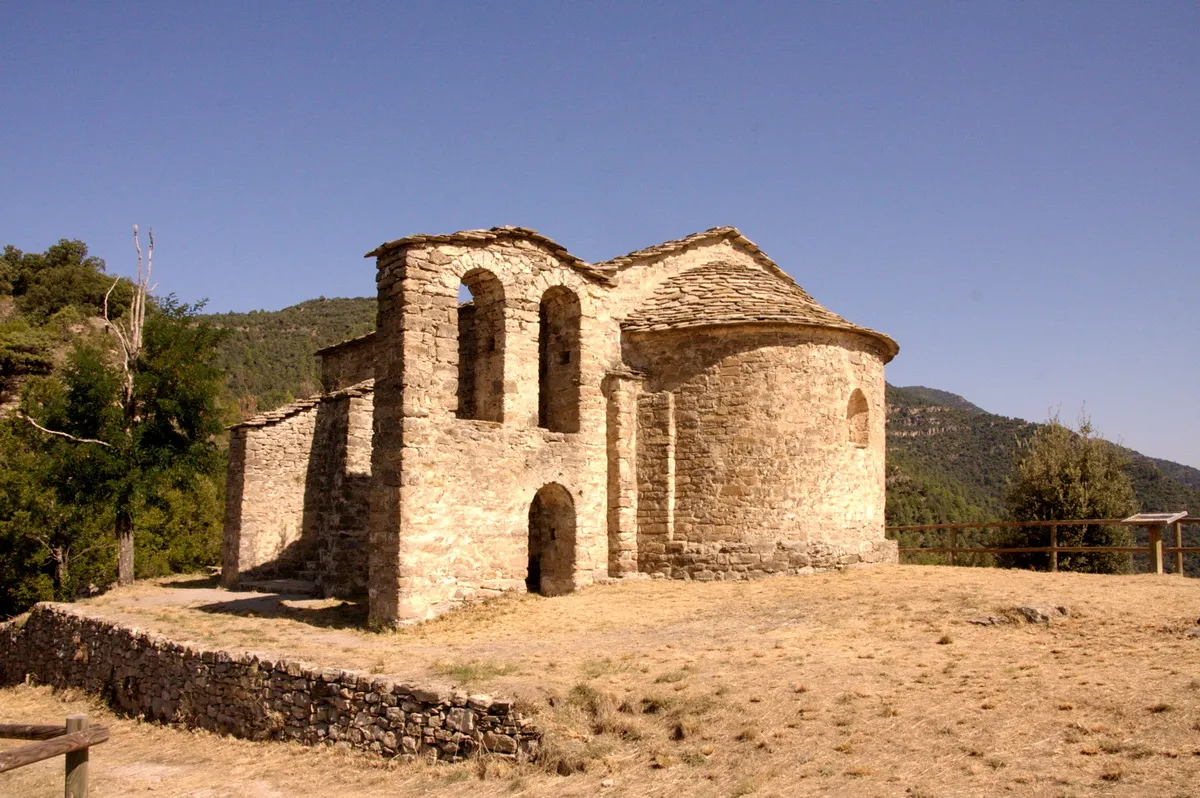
104,225,154,426
101,225,154,585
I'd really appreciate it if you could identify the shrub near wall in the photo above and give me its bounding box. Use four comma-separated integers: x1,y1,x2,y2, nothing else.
0,604,540,761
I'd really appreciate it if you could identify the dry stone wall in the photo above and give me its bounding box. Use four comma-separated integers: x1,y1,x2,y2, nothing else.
0,604,540,762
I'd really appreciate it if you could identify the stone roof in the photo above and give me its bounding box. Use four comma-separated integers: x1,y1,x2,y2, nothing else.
594,226,790,280
358,225,897,358
622,261,899,360
229,380,375,430
364,227,615,283
364,225,792,286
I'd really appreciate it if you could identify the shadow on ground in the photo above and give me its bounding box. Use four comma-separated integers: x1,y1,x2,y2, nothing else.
163,575,222,590
193,594,368,630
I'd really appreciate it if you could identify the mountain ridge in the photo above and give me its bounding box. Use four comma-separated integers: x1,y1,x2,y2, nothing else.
885,384,1199,525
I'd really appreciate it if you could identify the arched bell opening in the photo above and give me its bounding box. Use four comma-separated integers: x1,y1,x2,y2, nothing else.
538,286,581,433
456,268,505,422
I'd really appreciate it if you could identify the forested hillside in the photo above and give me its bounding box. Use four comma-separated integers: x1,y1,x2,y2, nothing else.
0,241,135,409
886,385,1200,525
201,297,375,415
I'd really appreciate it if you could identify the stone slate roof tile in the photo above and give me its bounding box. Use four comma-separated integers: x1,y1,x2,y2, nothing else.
594,226,790,281
365,225,798,288
230,380,375,430
622,261,898,359
364,227,615,284
358,225,897,358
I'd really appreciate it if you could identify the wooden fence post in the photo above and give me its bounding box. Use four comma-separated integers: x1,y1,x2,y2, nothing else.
949,528,958,566
1050,525,1058,572
1147,524,1163,575
1175,521,1184,576
64,714,88,798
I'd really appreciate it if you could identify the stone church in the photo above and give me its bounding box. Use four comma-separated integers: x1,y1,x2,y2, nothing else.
221,226,899,626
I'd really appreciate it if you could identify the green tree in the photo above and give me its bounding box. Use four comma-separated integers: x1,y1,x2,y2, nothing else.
0,319,55,377
996,413,1139,573
0,383,115,616
18,228,228,587
1,240,133,324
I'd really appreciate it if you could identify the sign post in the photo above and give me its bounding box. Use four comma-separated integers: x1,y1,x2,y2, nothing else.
1121,513,1189,575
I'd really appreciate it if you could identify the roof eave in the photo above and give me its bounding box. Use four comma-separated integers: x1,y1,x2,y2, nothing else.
622,319,899,362
363,226,614,284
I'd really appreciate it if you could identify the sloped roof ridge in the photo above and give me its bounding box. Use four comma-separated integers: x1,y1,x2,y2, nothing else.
593,226,797,285
363,225,799,288
364,226,614,283
229,379,376,431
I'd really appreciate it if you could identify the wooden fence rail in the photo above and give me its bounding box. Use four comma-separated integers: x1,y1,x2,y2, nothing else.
886,517,1200,575
0,714,109,797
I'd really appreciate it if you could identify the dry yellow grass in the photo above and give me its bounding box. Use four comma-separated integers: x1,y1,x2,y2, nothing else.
5,565,1200,797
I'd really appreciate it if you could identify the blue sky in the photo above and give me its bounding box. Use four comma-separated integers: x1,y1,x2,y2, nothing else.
3,2,1198,469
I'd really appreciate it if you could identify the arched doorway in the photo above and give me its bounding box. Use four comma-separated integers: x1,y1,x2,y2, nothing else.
527,483,577,596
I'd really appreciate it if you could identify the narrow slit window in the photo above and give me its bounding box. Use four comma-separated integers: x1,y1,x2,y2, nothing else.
847,389,869,447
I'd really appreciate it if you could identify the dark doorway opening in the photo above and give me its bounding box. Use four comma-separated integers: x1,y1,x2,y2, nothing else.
527,483,577,596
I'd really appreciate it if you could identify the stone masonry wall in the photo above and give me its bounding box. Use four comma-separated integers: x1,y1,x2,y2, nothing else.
635,390,674,572
320,333,377,392
0,604,540,762
223,383,374,595
222,402,319,585
602,372,642,576
625,324,897,579
307,387,373,597
369,241,613,626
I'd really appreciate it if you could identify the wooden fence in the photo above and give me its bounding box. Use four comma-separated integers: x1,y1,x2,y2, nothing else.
886,517,1200,574
0,714,109,797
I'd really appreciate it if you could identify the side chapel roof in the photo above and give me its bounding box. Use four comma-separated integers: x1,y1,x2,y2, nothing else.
315,330,376,357
229,380,374,430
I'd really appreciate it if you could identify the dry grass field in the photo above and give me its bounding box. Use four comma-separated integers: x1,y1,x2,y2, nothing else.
4,565,1200,797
